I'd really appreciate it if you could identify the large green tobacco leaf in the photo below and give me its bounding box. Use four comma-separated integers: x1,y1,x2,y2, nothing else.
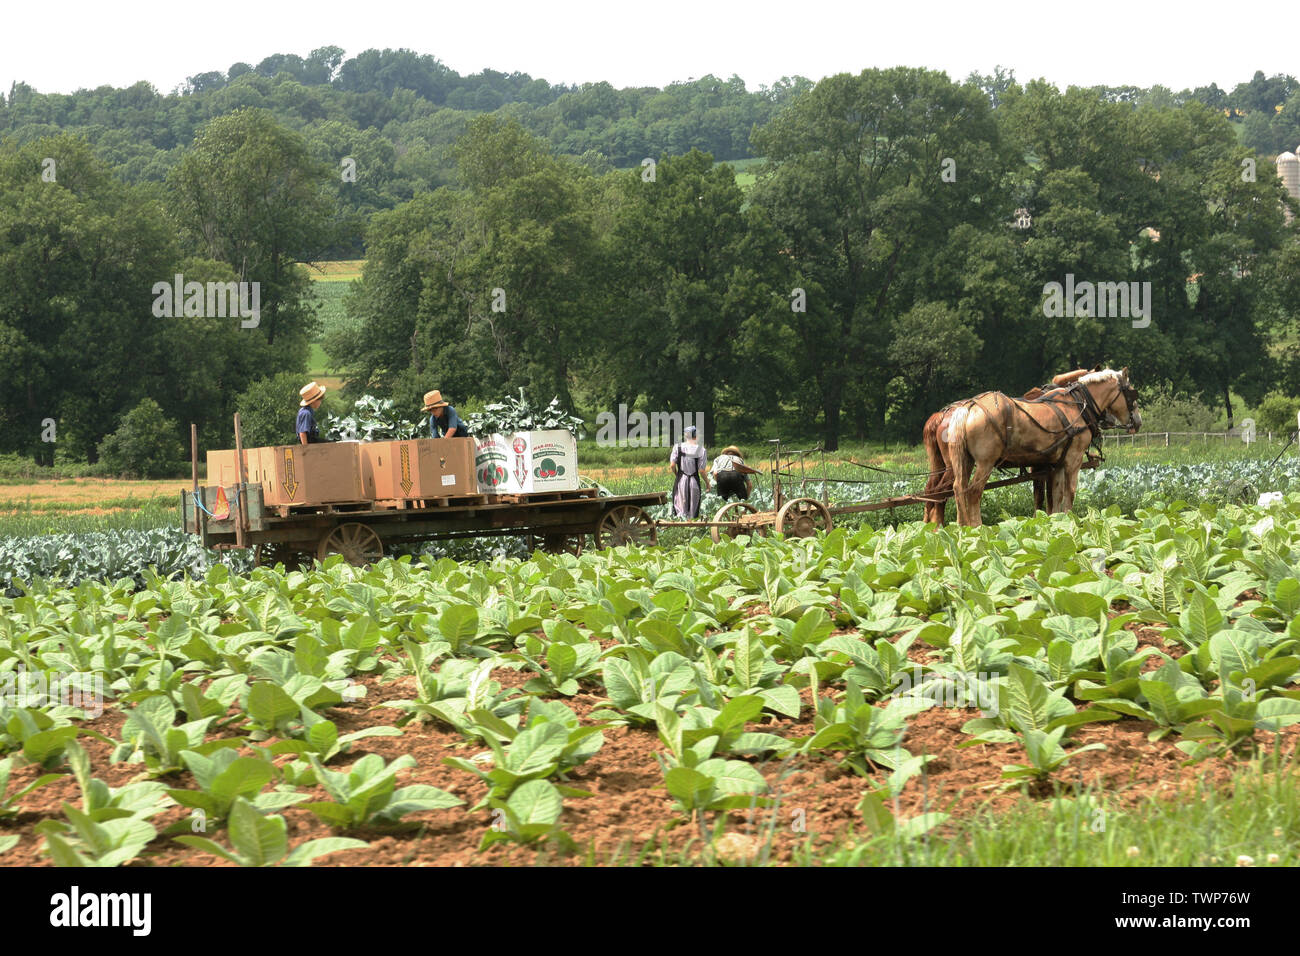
479,779,577,852
177,798,368,866
167,750,305,821
40,803,156,867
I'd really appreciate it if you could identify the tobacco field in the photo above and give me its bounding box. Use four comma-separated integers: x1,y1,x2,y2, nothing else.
2,491,1300,866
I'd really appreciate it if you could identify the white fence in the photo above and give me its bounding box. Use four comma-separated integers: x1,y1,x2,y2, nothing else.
1101,430,1297,447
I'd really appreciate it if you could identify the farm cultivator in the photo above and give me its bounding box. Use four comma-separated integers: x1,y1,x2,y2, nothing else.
655,438,1099,541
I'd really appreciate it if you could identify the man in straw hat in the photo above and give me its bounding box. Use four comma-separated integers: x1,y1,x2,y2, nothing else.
709,445,760,501
297,381,328,445
424,390,471,439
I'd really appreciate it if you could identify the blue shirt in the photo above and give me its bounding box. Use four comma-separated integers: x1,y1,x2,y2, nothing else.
429,405,469,438
296,406,320,442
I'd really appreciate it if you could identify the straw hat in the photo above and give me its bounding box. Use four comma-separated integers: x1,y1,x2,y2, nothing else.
299,381,326,406
721,445,742,458
422,389,450,411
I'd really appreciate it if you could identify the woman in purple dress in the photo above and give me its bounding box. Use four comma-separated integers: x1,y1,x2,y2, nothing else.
669,426,708,518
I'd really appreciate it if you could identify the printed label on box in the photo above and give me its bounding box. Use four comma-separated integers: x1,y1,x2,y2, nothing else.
531,431,578,491
475,436,512,492
441,474,457,486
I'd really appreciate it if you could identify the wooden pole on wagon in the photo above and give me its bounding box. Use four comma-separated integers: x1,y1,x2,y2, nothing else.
189,423,199,535
233,413,249,549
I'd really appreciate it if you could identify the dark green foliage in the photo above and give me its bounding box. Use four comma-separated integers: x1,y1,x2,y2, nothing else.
1255,392,1299,435
96,399,185,479
234,372,319,450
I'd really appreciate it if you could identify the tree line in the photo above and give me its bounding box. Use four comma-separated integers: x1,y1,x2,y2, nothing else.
2,66,1299,464
5,51,1299,254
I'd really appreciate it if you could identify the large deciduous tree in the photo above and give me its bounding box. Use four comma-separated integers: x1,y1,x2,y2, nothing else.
604,149,792,440
0,135,178,462
169,108,333,364
751,67,1007,448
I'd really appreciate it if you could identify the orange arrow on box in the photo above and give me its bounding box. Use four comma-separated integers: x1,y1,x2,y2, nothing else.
282,447,299,499
399,445,413,495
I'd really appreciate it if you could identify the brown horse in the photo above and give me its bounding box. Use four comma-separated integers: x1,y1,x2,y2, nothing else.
942,367,1139,527
921,368,1097,524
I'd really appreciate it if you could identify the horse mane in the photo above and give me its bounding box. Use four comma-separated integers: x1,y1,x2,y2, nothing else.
1079,368,1121,386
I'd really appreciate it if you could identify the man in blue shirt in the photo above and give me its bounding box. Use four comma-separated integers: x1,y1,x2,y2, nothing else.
297,381,327,444
423,390,470,438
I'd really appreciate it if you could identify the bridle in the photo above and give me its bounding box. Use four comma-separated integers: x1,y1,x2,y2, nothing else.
1093,380,1140,433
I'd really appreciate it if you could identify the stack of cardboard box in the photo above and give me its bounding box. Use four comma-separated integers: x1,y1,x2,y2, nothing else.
207,438,477,507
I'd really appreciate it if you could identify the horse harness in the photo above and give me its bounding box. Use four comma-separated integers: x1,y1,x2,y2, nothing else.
949,379,1130,471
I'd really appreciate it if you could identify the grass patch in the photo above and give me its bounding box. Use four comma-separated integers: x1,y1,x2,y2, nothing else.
0,502,178,537
308,342,335,376
605,748,1300,866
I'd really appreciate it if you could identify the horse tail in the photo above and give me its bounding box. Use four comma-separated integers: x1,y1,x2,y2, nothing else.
922,412,948,495
921,412,950,524
947,401,978,524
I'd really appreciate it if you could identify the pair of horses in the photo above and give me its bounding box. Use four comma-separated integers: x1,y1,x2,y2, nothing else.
921,367,1141,527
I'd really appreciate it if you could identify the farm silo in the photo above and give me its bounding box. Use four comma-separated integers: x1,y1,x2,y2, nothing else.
1278,152,1300,221
1279,151,1300,197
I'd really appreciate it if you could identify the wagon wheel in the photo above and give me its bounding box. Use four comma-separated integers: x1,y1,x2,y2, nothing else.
254,542,307,569
316,522,384,566
776,497,833,538
710,501,765,543
542,532,586,556
596,505,658,549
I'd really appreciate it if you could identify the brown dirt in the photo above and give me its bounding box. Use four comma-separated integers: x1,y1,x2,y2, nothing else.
3,660,1293,867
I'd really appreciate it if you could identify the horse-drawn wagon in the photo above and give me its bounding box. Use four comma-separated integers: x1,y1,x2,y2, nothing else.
181,419,663,566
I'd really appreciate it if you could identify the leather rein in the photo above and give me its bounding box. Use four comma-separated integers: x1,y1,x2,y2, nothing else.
953,379,1136,470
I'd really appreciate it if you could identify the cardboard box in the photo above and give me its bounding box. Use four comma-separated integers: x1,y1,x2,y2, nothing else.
475,431,578,494
206,449,251,486
360,438,475,500
254,442,367,507
528,430,579,492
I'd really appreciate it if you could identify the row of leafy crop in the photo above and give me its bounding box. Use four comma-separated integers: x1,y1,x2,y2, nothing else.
644,457,1300,527
1077,458,1300,512
0,528,251,596
0,527,537,595
5,456,1296,593
3,495,1300,861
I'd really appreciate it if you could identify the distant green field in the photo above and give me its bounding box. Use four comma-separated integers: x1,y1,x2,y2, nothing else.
308,343,334,377
305,259,365,281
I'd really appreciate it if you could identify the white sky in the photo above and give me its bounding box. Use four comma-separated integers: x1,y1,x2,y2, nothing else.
3,0,1297,97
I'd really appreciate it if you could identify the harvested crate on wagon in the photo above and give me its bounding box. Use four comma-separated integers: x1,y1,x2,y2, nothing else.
360,437,476,501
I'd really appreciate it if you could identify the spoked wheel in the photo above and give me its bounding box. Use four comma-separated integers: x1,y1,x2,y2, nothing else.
316,522,384,566
596,505,658,549
710,501,765,543
775,498,833,538
541,532,586,556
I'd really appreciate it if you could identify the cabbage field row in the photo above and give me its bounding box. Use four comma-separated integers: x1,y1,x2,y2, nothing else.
1,494,1298,865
